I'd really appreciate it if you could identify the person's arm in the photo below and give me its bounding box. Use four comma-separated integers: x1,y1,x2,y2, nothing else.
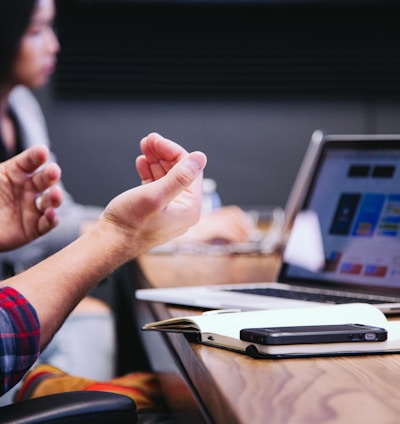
6,133,206,349
0,287,40,393
174,205,255,244
0,202,103,277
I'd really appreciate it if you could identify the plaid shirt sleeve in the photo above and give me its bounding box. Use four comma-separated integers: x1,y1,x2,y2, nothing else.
0,287,40,395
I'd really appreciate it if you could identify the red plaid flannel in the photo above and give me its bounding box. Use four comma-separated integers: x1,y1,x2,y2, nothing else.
0,287,40,394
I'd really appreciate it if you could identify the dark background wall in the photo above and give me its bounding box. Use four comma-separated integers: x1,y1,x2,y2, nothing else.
34,0,400,210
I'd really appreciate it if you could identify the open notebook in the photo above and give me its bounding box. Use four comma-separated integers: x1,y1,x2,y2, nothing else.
136,131,400,315
142,303,400,358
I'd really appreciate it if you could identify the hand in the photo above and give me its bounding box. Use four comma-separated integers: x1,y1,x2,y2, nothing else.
136,132,192,183
0,145,62,251
177,205,255,244
100,133,207,257
7,134,205,348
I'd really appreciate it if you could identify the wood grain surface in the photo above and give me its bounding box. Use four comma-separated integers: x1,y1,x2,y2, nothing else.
137,252,400,424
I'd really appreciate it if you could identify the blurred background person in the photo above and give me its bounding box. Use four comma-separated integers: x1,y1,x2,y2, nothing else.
0,0,255,405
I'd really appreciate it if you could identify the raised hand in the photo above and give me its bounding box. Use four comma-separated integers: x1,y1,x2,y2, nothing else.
101,133,207,257
0,144,62,251
7,134,205,349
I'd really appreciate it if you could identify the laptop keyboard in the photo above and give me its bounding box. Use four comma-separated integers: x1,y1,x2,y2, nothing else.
229,287,399,304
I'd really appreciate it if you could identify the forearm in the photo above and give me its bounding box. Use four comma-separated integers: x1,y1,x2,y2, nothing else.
3,136,206,351
6,225,131,349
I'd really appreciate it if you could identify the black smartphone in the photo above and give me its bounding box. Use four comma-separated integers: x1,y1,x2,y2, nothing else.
239,323,388,345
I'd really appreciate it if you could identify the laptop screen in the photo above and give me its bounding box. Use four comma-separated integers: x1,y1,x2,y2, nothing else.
279,136,400,296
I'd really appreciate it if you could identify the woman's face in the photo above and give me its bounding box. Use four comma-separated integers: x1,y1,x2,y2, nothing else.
11,0,59,89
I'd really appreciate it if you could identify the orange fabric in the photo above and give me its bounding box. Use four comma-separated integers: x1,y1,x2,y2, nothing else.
15,364,163,410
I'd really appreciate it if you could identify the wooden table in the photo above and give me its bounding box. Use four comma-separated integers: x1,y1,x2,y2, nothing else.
130,252,400,424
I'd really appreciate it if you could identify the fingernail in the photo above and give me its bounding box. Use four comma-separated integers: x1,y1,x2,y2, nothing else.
189,152,207,171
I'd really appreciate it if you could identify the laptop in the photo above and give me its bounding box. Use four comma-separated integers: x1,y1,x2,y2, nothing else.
136,130,400,315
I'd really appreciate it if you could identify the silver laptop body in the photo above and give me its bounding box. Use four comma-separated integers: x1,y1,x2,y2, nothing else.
136,131,400,315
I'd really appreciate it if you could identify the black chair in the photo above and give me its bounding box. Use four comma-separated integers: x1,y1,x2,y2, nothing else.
0,390,137,424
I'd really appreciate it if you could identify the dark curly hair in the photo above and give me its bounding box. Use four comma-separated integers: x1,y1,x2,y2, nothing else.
0,0,37,80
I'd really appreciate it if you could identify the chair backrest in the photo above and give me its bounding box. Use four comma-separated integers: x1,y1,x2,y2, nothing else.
0,391,137,424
